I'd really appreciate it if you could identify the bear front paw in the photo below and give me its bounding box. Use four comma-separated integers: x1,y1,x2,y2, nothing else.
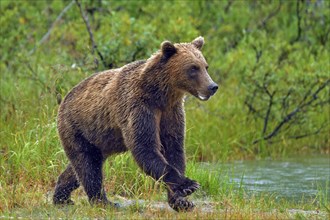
169,196,195,212
172,178,200,197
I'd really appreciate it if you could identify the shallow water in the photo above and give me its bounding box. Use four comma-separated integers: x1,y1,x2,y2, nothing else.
203,155,330,201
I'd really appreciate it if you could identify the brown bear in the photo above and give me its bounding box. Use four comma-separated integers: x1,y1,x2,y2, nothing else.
53,36,218,212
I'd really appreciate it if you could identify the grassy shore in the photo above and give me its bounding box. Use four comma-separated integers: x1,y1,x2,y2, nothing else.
1,155,329,219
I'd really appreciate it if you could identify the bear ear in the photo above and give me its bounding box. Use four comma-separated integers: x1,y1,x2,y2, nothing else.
192,36,204,50
161,41,177,60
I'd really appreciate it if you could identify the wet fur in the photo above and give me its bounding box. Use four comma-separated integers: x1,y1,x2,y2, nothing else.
53,37,215,211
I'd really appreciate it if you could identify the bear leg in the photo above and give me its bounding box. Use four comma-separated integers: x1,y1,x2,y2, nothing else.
66,133,119,208
70,149,108,205
159,107,200,205
53,163,80,205
72,154,119,208
162,150,200,197
163,150,198,211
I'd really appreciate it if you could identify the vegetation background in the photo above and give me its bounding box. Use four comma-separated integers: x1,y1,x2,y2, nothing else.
1,0,329,219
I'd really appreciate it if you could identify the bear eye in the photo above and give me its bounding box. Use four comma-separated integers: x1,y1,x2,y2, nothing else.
191,65,199,72
188,65,199,78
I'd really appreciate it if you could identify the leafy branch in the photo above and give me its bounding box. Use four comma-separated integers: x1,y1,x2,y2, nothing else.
75,0,107,68
251,79,329,144
29,0,75,55
257,0,283,29
291,0,303,44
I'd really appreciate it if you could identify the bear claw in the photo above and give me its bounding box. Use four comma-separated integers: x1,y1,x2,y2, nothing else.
169,196,195,212
172,178,200,197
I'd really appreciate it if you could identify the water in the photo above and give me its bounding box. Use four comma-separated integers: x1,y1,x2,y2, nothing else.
204,156,330,201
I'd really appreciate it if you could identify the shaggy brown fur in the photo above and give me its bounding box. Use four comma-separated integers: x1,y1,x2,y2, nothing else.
53,36,218,211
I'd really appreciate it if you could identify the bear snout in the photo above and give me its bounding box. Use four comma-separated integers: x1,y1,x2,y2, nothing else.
207,83,218,96
197,82,218,101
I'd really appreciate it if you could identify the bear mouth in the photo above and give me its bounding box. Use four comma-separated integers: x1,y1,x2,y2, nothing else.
197,94,210,101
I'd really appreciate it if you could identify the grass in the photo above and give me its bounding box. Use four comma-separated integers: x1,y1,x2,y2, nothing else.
1,116,329,218
1,157,329,219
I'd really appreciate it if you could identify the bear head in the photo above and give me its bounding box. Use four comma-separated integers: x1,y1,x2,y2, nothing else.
160,36,218,101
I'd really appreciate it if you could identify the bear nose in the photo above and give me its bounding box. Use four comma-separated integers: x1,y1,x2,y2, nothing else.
208,83,218,95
